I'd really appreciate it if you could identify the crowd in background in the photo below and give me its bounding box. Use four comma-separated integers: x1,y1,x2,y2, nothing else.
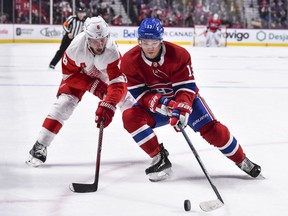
0,0,287,28
258,0,287,28
128,0,243,27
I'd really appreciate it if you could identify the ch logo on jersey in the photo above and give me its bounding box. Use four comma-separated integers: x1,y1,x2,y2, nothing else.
150,83,173,96
151,88,173,96
152,69,168,79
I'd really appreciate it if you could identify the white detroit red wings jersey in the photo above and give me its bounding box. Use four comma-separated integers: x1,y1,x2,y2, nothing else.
120,41,199,107
63,31,121,83
60,31,127,106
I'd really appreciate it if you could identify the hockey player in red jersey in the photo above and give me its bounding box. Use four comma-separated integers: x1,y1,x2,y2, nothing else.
26,16,128,167
120,18,261,182
206,13,222,47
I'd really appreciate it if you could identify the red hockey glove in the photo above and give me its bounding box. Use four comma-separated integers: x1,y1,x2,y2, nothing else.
148,94,176,116
95,101,116,128
169,102,192,132
88,78,108,100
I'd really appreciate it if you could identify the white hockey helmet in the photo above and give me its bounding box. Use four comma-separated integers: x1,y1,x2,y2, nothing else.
84,16,110,40
84,16,110,54
213,13,219,21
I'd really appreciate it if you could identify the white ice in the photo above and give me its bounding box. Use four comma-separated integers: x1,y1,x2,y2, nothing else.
0,43,288,216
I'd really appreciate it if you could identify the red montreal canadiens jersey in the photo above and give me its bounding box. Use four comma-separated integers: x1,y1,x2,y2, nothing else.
120,41,198,107
207,18,221,33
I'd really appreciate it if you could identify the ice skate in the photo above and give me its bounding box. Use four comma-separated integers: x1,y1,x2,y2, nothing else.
237,157,261,178
145,144,172,182
26,141,47,167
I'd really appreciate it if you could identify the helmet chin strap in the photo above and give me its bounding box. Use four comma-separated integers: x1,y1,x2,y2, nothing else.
87,44,96,56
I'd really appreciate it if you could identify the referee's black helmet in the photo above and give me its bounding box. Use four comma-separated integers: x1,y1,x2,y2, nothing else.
77,7,87,13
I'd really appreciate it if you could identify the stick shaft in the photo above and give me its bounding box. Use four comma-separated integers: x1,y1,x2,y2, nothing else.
70,120,104,193
178,124,224,203
93,120,104,188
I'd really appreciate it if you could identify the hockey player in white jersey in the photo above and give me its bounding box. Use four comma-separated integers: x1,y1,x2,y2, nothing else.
26,16,133,167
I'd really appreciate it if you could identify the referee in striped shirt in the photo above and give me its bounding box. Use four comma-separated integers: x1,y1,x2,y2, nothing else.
49,7,87,69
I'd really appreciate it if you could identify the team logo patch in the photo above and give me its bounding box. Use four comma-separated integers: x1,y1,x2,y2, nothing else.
149,82,173,96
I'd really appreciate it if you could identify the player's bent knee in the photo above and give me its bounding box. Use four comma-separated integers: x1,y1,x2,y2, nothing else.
49,94,79,121
122,106,148,133
199,120,230,148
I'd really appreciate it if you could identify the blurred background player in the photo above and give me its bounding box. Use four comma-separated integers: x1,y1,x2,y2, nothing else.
205,13,222,47
26,16,127,167
120,18,261,182
49,7,87,69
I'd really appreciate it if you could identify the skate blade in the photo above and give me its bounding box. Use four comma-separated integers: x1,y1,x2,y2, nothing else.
148,168,173,182
25,155,44,167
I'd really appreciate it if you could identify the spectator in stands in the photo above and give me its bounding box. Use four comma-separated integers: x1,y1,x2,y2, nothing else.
259,0,269,28
0,13,10,23
184,1,195,27
111,15,123,25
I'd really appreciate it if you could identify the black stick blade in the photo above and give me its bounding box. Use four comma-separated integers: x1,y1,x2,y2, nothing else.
69,183,98,193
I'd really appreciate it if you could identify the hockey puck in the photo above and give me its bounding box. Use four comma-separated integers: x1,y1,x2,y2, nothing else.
184,199,191,211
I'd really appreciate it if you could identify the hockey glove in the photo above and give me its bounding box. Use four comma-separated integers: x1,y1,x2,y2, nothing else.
148,93,175,116
95,101,116,128
88,78,108,100
169,102,192,132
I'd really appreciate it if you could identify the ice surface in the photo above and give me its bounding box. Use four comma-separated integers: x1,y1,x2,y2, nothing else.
0,43,288,216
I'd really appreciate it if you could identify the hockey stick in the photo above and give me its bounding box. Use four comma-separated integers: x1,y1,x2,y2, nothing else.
197,30,207,37
69,119,104,193
178,124,224,212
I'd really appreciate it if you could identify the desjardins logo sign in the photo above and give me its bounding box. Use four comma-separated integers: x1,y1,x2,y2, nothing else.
257,31,288,42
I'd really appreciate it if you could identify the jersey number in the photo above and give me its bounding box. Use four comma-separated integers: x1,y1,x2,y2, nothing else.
63,54,68,66
187,65,193,77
